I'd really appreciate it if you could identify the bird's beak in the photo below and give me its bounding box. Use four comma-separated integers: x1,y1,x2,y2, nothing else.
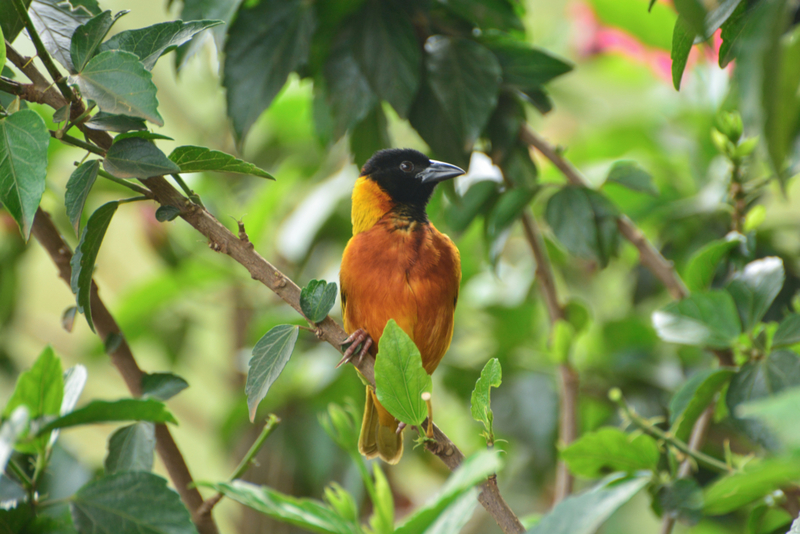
417,160,465,184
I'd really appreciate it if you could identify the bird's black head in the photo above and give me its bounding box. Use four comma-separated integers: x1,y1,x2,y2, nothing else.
361,148,465,208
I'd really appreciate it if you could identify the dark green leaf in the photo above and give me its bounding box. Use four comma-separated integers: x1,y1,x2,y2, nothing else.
104,422,155,474
349,104,391,169
0,0,30,44
706,0,744,35
470,358,501,439
439,0,523,32
168,145,274,179
528,474,650,534
726,257,785,332
0,109,50,240
141,372,189,401
671,17,695,90
352,0,420,118
486,187,536,237
71,471,196,534
773,314,800,348
99,19,222,70
84,111,147,132
175,0,238,70
71,51,164,125
480,31,573,90
53,103,70,123
0,407,28,474
683,233,745,292
657,479,703,525
560,427,660,478
104,137,180,179
36,398,177,435
421,489,478,534
114,131,173,142
29,0,92,72
408,80,470,169
300,280,338,323
444,180,499,233
65,159,100,235
719,0,747,67
652,290,741,348
764,23,800,177
674,0,707,36
321,37,377,140
246,325,299,422
370,463,393,534
669,368,735,442
70,0,99,15
426,37,501,147
703,455,800,515
545,187,620,268
739,386,800,449
374,319,432,426
155,205,181,222
604,161,658,196
70,201,118,332
70,10,125,73
105,333,123,355
223,0,315,142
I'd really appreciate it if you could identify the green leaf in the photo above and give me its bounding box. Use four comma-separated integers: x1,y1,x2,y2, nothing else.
673,0,707,36
604,161,658,196
321,37,377,140
168,145,274,179
439,0,524,32
65,159,100,235
175,0,238,70
470,358,501,440
726,257,785,332
444,180,499,233
374,319,432,427
349,104,391,169
114,131,173,142
528,474,650,534
560,427,660,478
719,0,747,67
739,386,800,449
70,10,125,73
485,187,536,237
0,0,30,44
103,137,180,179
70,201,118,332
61,364,88,415
421,488,478,534
0,109,50,240
370,463,394,534
706,0,745,36
773,314,800,348
426,37,501,147
323,483,358,525
0,407,28,475
155,205,180,222
84,111,147,132
141,372,189,401
2,346,63,423
545,187,620,268
671,17,695,90
703,455,800,515
36,398,177,435
657,478,703,526
408,80,470,170
71,50,164,126
71,471,197,534
0,25,7,80
104,422,155,474
352,0,420,119
246,325,299,422
319,402,360,455
480,30,573,90
99,19,222,70
683,233,745,292
223,0,314,142
29,0,92,72
53,103,71,123
300,280,338,323
669,368,735,442
209,480,359,534
652,290,741,348
396,450,502,534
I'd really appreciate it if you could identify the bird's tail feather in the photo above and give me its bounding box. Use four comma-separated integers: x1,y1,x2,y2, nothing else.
359,386,403,464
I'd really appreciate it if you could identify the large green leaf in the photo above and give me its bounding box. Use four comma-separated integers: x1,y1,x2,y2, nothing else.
739,386,800,449
527,474,650,534
481,31,573,91
175,0,238,70
36,398,177,435
719,0,747,67
673,0,707,36
104,422,155,474
349,104,391,169
408,80,470,169
604,161,658,196
773,314,800,348
29,0,92,72
104,137,180,179
703,455,800,515
65,159,100,235
671,17,695,90
300,280,338,323
374,319,432,427
351,0,420,119
0,109,50,240
99,19,223,70
485,187,536,238
84,111,147,132
168,145,274,179
0,0,31,44
683,233,745,292
444,180,499,233
652,290,741,349
726,257,784,332
223,0,315,142
439,0,523,31
70,201,118,332
669,368,735,442
560,427,660,479
71,50,164,125
470,358,501,441
70,9,124,73
426,37,501,147
71,472,197,534
321,36,377,140
246,325,299,421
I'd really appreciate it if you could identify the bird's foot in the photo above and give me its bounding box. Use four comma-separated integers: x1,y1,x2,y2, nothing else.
336,329,373,368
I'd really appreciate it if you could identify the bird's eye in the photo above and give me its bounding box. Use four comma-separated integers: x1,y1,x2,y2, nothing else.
399,161,413,173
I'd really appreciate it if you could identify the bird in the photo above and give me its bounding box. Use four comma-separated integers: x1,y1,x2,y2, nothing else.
339,148,464,464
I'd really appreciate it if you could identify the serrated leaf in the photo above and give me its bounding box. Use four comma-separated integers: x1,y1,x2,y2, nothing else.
480,30,573,90
246,325,299,422
70,201,118,331
29,0,92,72
71,472,196,534
65,159,100,235
604,161,658,196
773,314,800,348
141,372,188,401
703,456,800,515
84,111,147,132
470,358,501,439
726,257,785,332
440,0,524,32
669,368,735,442
374,319,432,427
300,280,337,323
671,17,695,90
70,9,125,73
104,422,155,474
99,19,222,70
561,427,660,478
223,0,314,142
168,145,274,179
683,233,745,292
652,290,741,348
72,50,164,125
0,109,50,240
103,137,180,179
36,398,177,435
0,408,29,475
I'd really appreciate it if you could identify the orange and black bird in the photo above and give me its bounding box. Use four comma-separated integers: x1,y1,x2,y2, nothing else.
339,148,464,464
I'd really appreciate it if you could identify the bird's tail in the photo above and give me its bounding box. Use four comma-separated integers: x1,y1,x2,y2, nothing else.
359,386,403,464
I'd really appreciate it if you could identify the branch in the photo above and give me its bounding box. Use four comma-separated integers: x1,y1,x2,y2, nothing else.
30,209,219,534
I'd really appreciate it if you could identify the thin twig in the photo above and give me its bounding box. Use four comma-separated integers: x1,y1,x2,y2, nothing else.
50,130,105,156
96,169,153,197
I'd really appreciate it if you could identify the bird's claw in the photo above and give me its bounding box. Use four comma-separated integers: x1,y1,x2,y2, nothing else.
336,328,373,368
